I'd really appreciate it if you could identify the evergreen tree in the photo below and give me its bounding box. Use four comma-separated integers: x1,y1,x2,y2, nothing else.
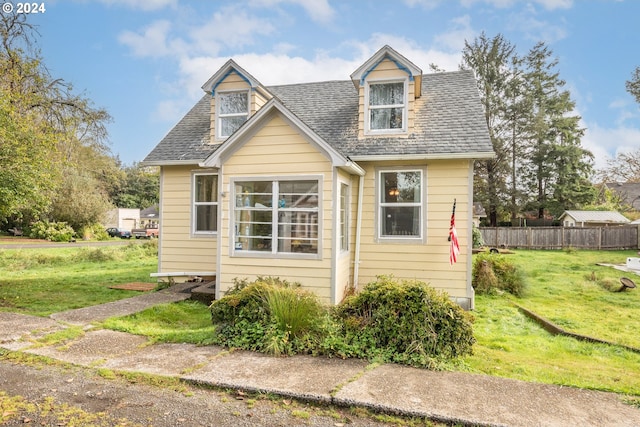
520,42,594,218
461,32,515,226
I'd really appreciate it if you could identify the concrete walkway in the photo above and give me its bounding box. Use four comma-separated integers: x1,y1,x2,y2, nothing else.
1,289,639,427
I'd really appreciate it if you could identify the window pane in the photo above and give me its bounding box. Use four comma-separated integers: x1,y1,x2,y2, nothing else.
370,107,403,130
195,205,217,232
370,83,404,106
382,171,421,203
195,175,217,202
278,211,318,253
381,206,420,236
220,116,247,137
235,182,272,207
278,181,318,208
235,209,272,252
220,92,248,114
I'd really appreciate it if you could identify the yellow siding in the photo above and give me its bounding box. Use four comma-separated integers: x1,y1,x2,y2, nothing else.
158,165,217,278
357,58,415,138
218,113,336,303
355,160,470,299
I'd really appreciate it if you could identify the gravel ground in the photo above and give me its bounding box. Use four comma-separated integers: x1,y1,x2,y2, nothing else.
0,359,420,427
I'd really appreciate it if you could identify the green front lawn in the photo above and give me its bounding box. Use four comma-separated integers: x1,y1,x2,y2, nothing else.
0,243,158,316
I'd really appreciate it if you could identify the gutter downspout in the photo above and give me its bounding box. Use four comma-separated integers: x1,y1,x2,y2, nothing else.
353,172,365,290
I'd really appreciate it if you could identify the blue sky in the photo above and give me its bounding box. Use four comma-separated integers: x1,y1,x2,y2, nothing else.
23,0,640,171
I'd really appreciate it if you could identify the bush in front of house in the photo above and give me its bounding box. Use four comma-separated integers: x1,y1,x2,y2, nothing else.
210,275,476,367
209,277,326,356
332,276,475,367
472,253,525,296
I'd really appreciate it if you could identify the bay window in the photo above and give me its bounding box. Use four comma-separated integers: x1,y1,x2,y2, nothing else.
233,179,319,256
378,169,423,239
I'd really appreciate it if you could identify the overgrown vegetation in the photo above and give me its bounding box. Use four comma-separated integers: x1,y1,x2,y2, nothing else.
209,276,475,367
472,253,525,296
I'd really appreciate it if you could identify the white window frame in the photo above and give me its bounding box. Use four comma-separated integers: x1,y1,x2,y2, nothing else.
376,167,425,242
192,172,219,236
339,182,349,252
216,89,250,139
364,78,408,135
231,176,322,259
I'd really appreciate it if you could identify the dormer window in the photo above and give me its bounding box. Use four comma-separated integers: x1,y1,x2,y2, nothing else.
366,80,407,133
217,90,249,139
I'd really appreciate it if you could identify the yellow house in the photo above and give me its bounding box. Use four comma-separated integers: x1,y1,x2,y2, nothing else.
142,46,494,309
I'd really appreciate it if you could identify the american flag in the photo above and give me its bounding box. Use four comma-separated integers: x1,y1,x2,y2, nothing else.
449,199,460,265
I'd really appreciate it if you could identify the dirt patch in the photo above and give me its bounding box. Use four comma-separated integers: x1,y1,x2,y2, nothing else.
109,282,157,291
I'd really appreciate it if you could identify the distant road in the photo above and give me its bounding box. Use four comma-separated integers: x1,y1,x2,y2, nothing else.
0,239,148,250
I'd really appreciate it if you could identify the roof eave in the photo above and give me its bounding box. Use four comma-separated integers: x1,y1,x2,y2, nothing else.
349,151,496,162
141,159,206,167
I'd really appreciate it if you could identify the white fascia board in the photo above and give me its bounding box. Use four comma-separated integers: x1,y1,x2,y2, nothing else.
141,160,204,167
349,151,496,162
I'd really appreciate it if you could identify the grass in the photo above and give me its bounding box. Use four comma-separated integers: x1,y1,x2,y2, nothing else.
3,243,640,396
0,242,158,316
458,249,640,395
101,300,216,344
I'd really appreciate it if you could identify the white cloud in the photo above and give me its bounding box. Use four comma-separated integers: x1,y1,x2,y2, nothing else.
459,0,572,9
251,0,335,24
507,4,568,43
403,0,443,9
582,123,640,171
118,20,177,58
188,6,276,56
97,0,176,11
434,14,475,52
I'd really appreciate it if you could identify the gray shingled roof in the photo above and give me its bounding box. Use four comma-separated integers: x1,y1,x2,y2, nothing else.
143,70,493,164
560,210,630,224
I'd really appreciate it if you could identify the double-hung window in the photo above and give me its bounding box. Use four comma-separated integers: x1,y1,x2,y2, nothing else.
378,169,423,239
193,173,218,234
217,90,249,139
234,179,319,256
367,80,406,133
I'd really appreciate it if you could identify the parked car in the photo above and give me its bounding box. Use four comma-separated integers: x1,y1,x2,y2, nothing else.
131,225,159,239
106,228,132,239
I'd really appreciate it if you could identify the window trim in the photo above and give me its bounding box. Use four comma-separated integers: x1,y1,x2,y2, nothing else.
375,167,426,243
339,181,350,252
364,78,408,135
230,176,323,259
216,89,250,140
192,171,219,237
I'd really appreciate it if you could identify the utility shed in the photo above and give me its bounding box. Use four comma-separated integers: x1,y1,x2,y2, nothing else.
559,210,630,227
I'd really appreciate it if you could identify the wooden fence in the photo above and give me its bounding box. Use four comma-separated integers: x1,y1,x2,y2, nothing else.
480,225,640,250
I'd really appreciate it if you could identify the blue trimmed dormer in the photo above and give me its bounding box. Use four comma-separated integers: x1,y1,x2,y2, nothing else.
201,60,272,143
350,45,422,138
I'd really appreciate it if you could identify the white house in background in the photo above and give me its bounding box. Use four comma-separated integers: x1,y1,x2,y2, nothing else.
104,208,140,230
559,210,630,227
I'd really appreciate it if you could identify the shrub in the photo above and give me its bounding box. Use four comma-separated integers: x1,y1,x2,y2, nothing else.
209,277,325,356
333,276,475,367
80,223,110,241
472,224,484,248
28,220,75,242
210,276,477,366
472,253,525,296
